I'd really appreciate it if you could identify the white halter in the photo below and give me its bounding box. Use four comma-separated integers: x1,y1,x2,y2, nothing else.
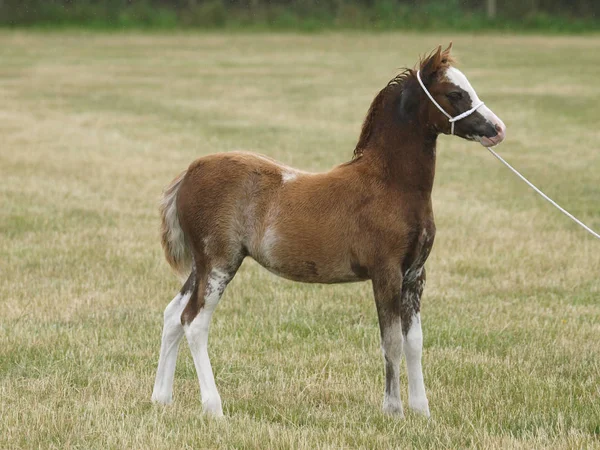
417,70,599,240
416,70,484,135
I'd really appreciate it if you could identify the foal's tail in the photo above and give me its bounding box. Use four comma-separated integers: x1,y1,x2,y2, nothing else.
160,171,192,279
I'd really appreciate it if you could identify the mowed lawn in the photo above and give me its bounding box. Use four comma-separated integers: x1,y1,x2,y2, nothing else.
1,31,599,449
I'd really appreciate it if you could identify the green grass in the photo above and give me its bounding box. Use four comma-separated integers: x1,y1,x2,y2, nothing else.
1,32,599,448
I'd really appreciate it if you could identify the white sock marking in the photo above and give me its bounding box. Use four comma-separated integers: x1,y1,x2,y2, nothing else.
381,318,404,415
152,291,189,404
184,269,229,417
404,313,430,417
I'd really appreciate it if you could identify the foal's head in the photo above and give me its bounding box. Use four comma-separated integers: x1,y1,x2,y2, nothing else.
354,44,506,158
415,43,506,147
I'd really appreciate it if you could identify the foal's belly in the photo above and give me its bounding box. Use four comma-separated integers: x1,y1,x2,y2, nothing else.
250,228,365,284
256,258,363,284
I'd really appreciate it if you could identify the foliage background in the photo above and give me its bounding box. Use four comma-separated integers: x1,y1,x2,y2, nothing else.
0,0,598,31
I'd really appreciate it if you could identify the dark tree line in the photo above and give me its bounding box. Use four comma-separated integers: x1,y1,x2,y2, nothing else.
0,0,597,28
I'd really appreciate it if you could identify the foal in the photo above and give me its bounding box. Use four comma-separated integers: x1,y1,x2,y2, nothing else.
151,44,506,417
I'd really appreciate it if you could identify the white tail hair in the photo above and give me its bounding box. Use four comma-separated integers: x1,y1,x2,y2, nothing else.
160,171,192,279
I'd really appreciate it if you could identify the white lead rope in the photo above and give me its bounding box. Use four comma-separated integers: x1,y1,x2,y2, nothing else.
486,146,600,240
416,69,599,240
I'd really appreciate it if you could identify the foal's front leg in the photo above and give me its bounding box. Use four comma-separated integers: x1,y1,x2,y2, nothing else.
372,271,405,416
372,267,430,417
402,268,430,417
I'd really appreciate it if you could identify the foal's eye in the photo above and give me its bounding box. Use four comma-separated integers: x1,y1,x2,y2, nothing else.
446,91,463,101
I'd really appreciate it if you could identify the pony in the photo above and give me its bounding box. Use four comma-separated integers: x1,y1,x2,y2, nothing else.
151,43,506,417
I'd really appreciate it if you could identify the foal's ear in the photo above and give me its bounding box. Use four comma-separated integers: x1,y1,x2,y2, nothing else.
441,42,453,64
420,45,443,81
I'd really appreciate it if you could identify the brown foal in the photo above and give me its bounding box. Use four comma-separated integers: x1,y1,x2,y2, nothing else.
151,44,506,417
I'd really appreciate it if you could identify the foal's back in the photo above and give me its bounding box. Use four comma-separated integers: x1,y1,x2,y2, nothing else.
175,151,423,283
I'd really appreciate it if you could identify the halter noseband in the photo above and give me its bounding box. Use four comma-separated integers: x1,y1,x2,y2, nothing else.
416,70,484,135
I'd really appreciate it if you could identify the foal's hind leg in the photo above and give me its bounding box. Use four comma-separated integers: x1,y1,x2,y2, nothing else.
402,268,430,417
151,276,193,404
183,267,235,417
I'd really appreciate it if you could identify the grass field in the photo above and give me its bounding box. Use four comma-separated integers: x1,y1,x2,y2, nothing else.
1,32,599,448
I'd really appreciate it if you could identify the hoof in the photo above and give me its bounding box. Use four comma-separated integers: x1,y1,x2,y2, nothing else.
382,399,404,417
203,398,224,418
151,392,173,405
409,398,430,417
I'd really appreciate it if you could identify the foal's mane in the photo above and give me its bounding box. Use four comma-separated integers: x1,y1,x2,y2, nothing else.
352,69,413,160
352,45,455,160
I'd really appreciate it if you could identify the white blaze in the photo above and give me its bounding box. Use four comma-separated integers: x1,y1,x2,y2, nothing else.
444,66,505,132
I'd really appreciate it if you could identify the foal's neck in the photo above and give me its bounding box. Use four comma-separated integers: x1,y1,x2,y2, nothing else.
369,124,437,194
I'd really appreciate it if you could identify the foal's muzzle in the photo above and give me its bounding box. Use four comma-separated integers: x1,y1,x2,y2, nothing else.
416,70,507,147
476,106,506,147
480,123,506,147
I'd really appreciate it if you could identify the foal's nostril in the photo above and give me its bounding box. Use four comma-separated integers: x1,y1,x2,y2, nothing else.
495,124,502,132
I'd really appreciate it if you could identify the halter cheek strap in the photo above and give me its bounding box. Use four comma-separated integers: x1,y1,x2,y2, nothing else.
416,70,484,135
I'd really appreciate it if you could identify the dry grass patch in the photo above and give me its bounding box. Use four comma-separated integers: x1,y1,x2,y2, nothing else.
1,31,599,448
